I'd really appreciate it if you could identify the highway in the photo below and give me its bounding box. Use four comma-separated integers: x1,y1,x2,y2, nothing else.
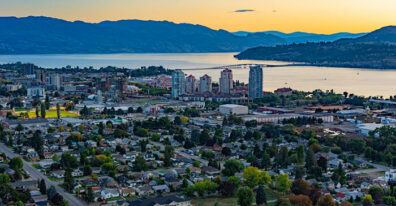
0,143,87,206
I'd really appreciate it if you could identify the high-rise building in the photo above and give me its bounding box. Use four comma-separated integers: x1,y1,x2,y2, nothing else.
49,73,61,90
219,69,233,94
185,75,196,93
248,66,263,99
171,69,186,98
199,74,212,93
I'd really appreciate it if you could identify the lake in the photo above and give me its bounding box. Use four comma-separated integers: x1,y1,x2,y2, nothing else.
0,52,396,97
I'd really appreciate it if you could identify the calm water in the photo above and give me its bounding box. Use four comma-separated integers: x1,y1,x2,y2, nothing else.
0,53,396,97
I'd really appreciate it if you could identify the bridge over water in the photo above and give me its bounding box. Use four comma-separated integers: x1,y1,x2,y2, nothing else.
180,63,268,71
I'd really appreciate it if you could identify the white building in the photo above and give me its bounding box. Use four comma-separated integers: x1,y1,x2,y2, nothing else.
199,74,212,93
385,169,396,182
219,104,248,115
219,69,233,94
27,87,45,99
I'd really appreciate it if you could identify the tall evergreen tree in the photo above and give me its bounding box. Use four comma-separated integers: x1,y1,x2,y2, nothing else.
56,103,61,119
40,103,46,118
256,185,267,205
39,179,47,194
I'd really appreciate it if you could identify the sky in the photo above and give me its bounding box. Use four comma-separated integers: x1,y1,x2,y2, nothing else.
1,0,396,34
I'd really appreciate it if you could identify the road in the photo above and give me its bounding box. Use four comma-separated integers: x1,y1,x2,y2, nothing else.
349,156,391,175
0,143,87,206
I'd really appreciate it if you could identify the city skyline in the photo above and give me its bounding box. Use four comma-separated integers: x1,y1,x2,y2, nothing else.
1,0,396,34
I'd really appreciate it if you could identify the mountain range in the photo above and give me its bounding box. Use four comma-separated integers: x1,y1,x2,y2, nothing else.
233,31,366,44
0,16,363,54
235,26,396,69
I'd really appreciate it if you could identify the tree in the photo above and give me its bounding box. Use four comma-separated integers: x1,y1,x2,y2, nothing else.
276,198,292,206
228,176,242,189
164,145,174,167
39,179,46,195
362,194,373,206
317,156,328,172
15,123,24,133
56,103,61,119
9,157,23,170
222,147,232,156
256,185,267,205
368,186,384,204
222,159,244,176
87,187,94,202
40,103,46,118
289,195,313,206
276,174,292,193
31,130,44,159
237,187,254,206
219,181,236,196
0,173,9,184
63,169,74,192
317,195,336,206
305,149,317,172
242,167,271,188
133,155,147,172
340,201,353,206
296,145,305,164
291,179,311,196
261,151,271,170
134,128,148,137
277,146,289,168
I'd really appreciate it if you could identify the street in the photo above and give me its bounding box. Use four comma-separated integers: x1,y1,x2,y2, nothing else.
0,143,87,206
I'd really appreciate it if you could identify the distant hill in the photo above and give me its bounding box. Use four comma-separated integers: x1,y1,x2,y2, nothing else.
233,31,366,44
0,16,288,54
235,26,396,69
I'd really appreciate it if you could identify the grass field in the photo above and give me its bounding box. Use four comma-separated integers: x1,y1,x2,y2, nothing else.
191,188,286,206
192,197,237,206
16,110,79,118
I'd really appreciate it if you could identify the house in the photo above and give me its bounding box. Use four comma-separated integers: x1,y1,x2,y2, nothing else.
128,194,192,206
72,169,83,177
152,185,170,193
101,188,119,199
39,160,54,169
136,185,154,196
26,151,40,161
10,180,38,190
201,166,220,176
119,188,135,197
52,170,65,178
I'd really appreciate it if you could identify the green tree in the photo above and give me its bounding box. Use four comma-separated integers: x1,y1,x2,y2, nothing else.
237,187,254,206
256,185,267,205
0,173,9,184
362,194,373,206
164,145,174,167
40,103,46,118
87,187,94,202
222,159,244,176
276,173,292,193
56,103,61,119
63,168,74,192
9,157,23,170
133,155,147,172
39,179,46,194
296,145,305,164
242,166,271,188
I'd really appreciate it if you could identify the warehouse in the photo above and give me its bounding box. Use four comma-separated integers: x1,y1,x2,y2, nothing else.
219,104,248,115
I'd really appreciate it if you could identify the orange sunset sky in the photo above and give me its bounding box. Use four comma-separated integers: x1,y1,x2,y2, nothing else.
1,0,396,34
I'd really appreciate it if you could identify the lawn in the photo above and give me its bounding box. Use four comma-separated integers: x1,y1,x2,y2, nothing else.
191,188,286,206
48,176,63,182
192,197,237,206
18,110,79,118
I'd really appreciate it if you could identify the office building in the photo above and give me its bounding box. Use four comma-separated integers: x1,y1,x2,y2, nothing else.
219,69,233,94
49,73,61,90
171,69,186,98
185,75,196,93
248,66,263,99
199,74,212,93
